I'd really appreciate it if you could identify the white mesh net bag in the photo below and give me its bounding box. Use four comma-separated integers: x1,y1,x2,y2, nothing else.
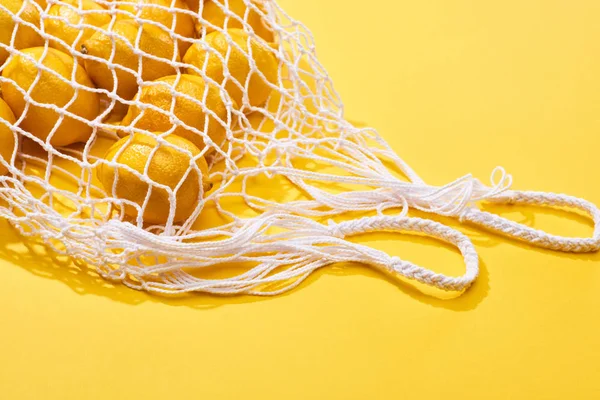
0,0,598,296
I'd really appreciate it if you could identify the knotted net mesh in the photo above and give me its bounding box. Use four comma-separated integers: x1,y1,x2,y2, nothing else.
0,0,598,296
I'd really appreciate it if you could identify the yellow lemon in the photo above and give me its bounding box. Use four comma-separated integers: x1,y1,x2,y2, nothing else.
116,0,195,55
98,133,210,224
183,29,278,108
0,97,17,175
182,0,198,13
121,74,231,151
82,19,179,100
1,47,101,146
98,92,131,123
43,0,112,53
196,0,274,42
0,0,44,65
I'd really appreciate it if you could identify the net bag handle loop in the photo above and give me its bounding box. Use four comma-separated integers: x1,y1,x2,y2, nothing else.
398,166,600,253
101,214,479,294
460,190,600,253
328,216,479,292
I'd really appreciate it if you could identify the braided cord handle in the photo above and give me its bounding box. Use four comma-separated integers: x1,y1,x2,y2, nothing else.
461,190,600,252
330,216,479,292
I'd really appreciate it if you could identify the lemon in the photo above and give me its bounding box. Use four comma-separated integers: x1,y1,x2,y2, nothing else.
97,91,131,122
183,29,278,108
98,133,210,224
121,74,231,151
82,19,179,100
43,0,112,53
196,0,274,42
1,47,101,146
182,0,198,13
0,0,44,65
116,0,195,55
0,97,17,175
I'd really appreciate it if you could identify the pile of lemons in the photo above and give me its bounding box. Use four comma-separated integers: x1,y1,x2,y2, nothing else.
0,0,279,224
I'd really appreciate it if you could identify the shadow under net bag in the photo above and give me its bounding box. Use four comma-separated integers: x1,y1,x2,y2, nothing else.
0,0,598,296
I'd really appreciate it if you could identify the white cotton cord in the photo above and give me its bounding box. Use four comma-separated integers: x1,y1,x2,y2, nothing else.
460,190,600,252
328,215,479,291
229,165,511,219
239,160,600,254
90,213,478,295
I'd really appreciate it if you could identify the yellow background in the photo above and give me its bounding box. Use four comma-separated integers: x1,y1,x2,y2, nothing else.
2,0,600,399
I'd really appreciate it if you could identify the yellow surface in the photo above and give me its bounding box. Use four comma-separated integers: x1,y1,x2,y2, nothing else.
1,0,600,398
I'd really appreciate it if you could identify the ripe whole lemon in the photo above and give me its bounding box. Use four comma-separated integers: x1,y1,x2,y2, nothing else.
0,0,44,65
98,133,211,224
116,0,195,55
0,97,17,175
196,0,274,43
121,74,231,151
82,19,179,100
1,47,101,146
43,0,112,53
183,29,278,109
